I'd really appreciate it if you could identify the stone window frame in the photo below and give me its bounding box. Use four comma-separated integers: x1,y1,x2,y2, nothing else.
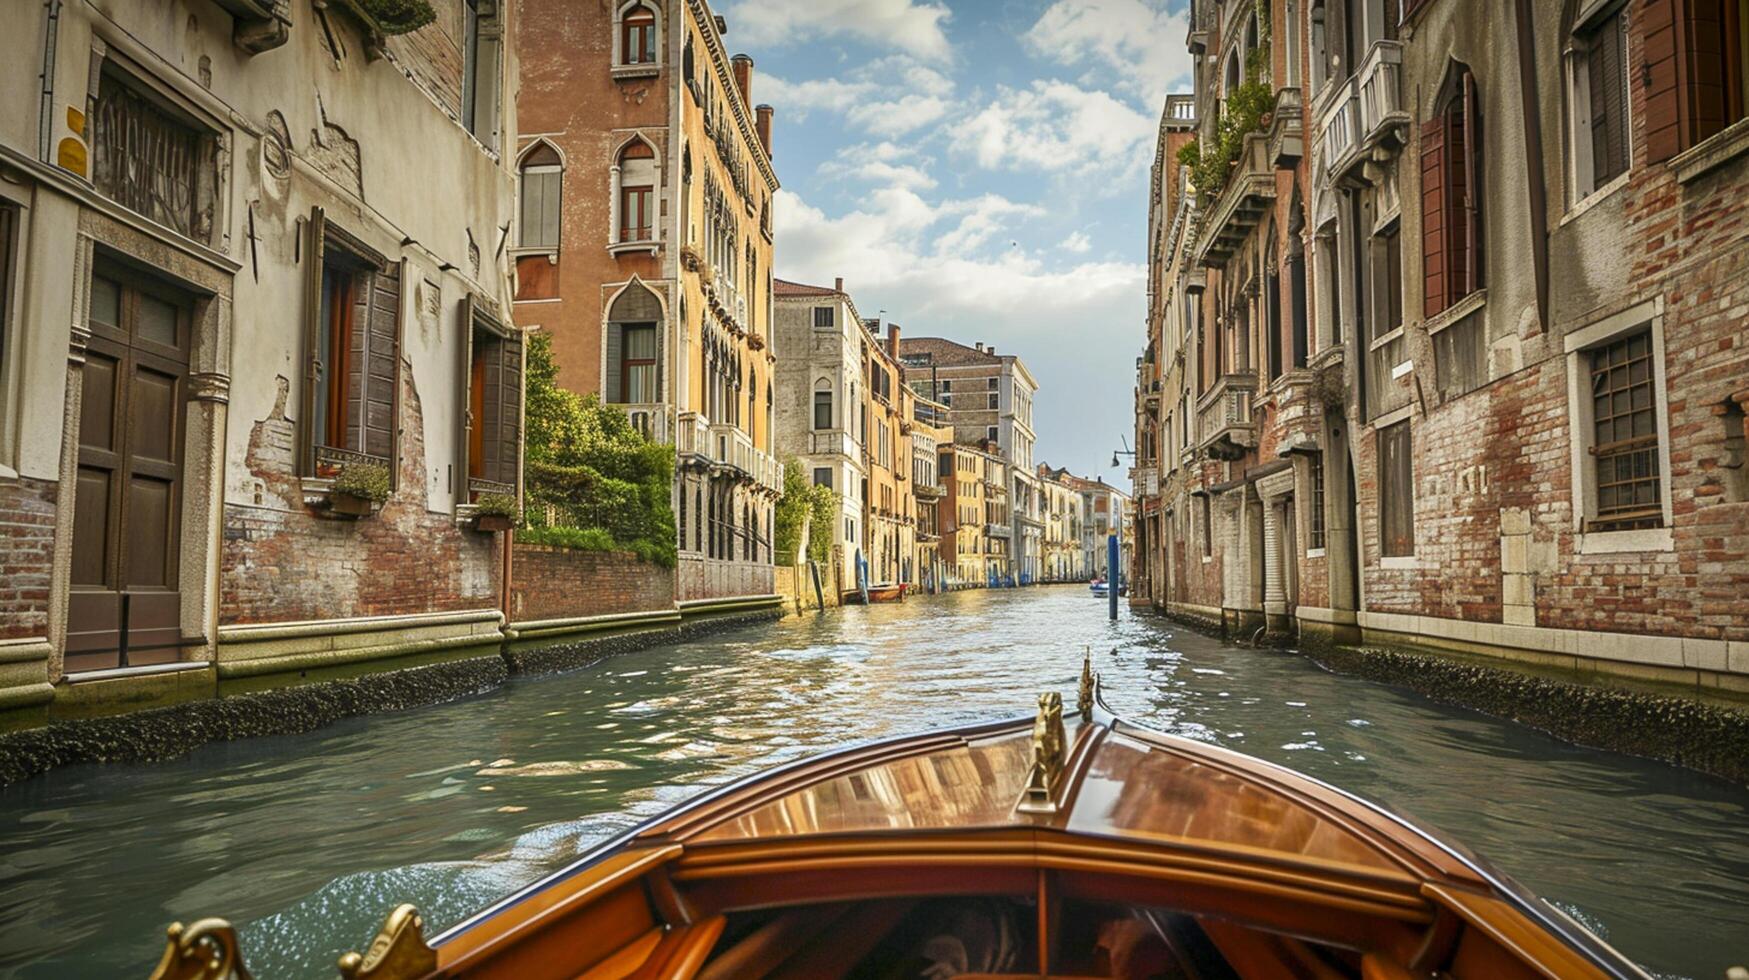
0,195,22,476
1563,297,1675,555
609,134,662,254
612,0,663,80
82,38,233,254
513,139,565,256
1561,0,1634,211
1374,406,1417,566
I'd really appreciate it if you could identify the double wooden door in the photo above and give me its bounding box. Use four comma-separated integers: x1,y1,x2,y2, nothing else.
67,263,191,672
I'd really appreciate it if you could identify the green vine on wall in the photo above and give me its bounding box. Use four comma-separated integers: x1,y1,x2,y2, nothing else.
1180,41,1274,210
774,459,840,567
521,332,678,567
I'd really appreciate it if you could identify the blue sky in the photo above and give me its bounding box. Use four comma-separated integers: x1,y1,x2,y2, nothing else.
722,0,1195,480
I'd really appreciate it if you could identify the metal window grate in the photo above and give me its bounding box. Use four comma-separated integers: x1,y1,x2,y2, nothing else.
1308,452,1327,551
1588,330,1661,531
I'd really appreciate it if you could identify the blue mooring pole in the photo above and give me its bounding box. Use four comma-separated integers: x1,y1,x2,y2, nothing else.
1107,533,1119,621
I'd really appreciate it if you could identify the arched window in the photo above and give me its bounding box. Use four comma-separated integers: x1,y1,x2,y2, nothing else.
607,280,662,404
1564,0,1629,200
616,140,657,244
620,3,657,66
1420,63,1484,317
517,142,561,250
813,379,832,430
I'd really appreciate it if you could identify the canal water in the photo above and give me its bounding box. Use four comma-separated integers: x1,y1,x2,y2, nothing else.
1,588,1745,979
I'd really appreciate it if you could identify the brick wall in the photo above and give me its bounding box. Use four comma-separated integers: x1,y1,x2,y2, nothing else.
0,477,56,641
510,545,675,621
220,372,500,626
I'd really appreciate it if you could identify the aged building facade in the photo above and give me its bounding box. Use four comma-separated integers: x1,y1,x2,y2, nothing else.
859,318,918,590
773,277,865,587
0,0,521,721
513,0,781,602
1138,0,1749,685
898,337,1042,581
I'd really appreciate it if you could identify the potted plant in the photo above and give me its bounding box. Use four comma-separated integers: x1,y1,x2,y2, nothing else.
470,492,519,533
329,461,391,517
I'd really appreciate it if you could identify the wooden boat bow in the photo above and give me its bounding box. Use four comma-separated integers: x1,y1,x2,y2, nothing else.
148,662,1654,980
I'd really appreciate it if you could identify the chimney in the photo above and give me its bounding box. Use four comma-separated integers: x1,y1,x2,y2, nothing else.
834,276,843,293
986,345,995,355
731,54,753,105
975,342,985,353
887,322,901,359
755,104,773,155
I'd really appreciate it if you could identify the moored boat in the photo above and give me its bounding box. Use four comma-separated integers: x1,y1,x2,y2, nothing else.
149,655,1650,980
844,583,908,604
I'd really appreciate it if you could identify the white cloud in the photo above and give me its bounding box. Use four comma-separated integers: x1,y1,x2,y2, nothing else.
1060,231,1092,253
953,80,1155,179
760,75,879,121
725,0,953,60
821,157,939,191
846,93,953,136
1024,0,1195,108
774,186,1145,477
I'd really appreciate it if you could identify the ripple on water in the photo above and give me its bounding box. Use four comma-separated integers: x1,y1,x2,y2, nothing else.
1,590,1747,980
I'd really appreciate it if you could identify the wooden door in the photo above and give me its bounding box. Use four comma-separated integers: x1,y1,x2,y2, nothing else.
67,264,190,672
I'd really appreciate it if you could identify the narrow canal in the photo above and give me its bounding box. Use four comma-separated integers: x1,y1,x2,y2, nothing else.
1,589,1746,979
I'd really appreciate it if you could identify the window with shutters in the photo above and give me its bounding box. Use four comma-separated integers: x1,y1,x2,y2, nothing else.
1644,0,1748,161
1377,419,1414,557
518,143,562,251
300,209,402,483
1420,65,1483,319
463,303,523,501
461,0,503,150
1567,1,1629,201
606,281,663,405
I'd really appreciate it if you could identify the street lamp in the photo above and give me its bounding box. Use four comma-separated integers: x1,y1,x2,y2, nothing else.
1111,435,1136,470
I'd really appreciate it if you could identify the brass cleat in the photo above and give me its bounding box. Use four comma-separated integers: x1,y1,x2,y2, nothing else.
1016,690,1066,814
147,919,253,980
337,904,438,980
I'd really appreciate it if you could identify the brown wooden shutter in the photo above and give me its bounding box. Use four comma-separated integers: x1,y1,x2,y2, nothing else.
458,293,475,502
1643,0,1685,162
299,206,326,475
350,261,400,477
1419,120,1447,318
1591,14,1629,183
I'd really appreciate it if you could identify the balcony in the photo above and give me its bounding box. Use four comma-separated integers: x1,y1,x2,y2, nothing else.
676,412,710,464
1267,87,1303,169
1132,464,1159,499
617,403,668,443
808,429,854,458
707,422,783,496
914,482,946,501
1142,378,1162,413
1320,41,1406,186
1197,372,1258,461
986,522,1012,538
1197,132,1276,267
